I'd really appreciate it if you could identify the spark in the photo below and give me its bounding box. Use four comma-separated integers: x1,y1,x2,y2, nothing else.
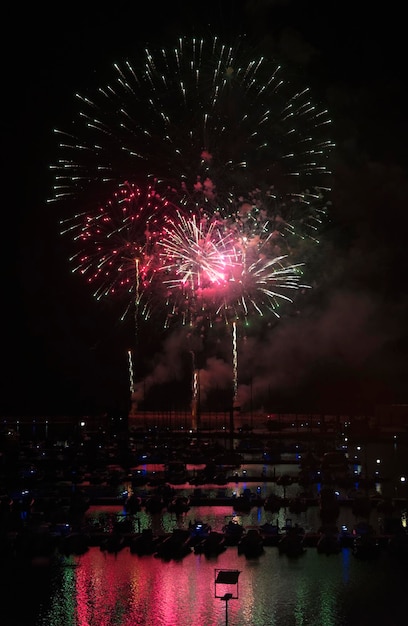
53,35,334,333
59,181,174,322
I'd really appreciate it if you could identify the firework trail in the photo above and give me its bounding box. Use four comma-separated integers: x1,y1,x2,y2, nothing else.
232,320,238,405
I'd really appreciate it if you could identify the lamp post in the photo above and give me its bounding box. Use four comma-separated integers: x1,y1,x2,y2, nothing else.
214,569,241,626
221,593,233,625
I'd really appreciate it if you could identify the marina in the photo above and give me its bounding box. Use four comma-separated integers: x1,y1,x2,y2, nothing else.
1,416,407,625
2,424,407,554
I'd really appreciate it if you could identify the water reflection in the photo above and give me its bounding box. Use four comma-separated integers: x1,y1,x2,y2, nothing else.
32,545,407,626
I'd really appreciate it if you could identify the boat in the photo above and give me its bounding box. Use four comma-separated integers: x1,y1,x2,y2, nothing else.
100,532,126,554
281,518,304,533
154,529,192,561
144,494,167,514
188,519,212,544
194,531,226,556
232,494,252,513
288,495,308,514
297,467,319,487
275,474,293,497
60,531,90,556
214,472,230,485
129,468,149,488
167,495,190,515
351,521,380,559
338,524,354,548
316,528,342,555
104,464,126,485
237,528,264,558
10,488,35,520
278,532,306,557
298,449,321,485
263,493,284,513
352,533,380,559
278,522,306,557
320,451,351,484
375,497,395,516
318,487,340,524
129,529,164,556
123,493,142,514
276,474,293,486
112,514,134,535
164,461,188,485
259,522,281,546
352,520,375,537
222,517,245,545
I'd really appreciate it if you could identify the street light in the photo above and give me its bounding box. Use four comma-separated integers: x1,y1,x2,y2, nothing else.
214,569,241,626
221,593,233,625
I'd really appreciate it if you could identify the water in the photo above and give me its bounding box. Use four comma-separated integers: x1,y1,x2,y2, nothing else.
2,440,407,626
4,536,406,626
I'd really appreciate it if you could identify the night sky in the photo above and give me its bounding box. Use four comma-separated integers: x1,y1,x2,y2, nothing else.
4,1,408,418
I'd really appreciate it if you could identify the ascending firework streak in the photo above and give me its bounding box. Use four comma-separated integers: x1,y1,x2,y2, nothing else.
190,351,199,430
232,321,238,406
127,349,138,417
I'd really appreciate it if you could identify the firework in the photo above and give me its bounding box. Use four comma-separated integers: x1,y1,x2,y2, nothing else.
156,210,235,326
52,35,334,383
50,36,333,217
156,209,308,327
59,181,175,322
